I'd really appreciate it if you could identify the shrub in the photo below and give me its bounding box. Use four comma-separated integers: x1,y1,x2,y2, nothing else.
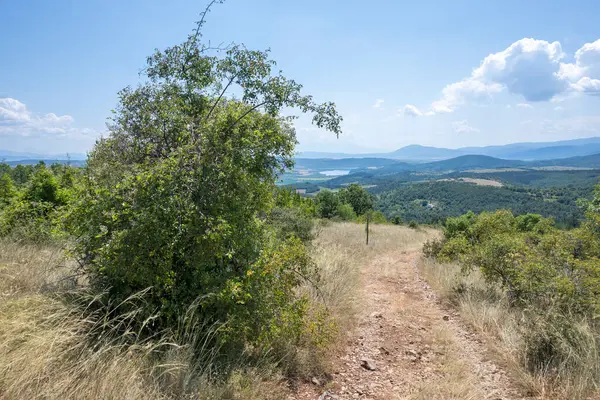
422,238,444,259
334,203,356,221
426,206,600,391
315,190,340,219
408,220,419,229
356,210,388,225
0,173,16,207
66,16,341,364
269,206,315,243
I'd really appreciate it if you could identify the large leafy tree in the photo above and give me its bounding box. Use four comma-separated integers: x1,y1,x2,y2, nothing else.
68,2,342,346
338,183,374,216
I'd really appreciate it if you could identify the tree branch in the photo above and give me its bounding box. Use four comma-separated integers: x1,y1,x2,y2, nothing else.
229,101,268,130
205,73,237,122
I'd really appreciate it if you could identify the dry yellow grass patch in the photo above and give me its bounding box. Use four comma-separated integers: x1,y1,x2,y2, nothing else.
418,257,600,400
0,239,290,400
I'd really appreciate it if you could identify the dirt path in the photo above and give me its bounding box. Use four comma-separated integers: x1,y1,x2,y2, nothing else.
292,247,527,400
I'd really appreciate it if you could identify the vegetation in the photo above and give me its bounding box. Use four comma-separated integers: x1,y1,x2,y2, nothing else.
314,184,384,224
0,4,351,399
421,189,600,398
376,181,587,228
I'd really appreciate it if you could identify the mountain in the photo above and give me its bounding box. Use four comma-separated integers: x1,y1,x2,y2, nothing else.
298,137,600,161
385,145,465,160
419,155,525,171
294,157,403,170
534,153,600,169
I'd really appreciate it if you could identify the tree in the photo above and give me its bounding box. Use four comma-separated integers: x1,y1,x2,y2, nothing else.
0,174,16,206
67,2,342,352
338,183,373,215
315,190,340,219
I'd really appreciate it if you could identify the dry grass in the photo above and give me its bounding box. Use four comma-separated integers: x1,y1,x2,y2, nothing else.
418,257,600,400
407,326,481,400
309,222,436,326
1,222,410,399
0,239,291,400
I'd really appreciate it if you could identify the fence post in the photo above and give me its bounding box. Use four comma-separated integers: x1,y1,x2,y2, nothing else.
366,212,370,245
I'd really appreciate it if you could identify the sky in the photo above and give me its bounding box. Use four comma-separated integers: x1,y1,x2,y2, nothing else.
1,0,600,155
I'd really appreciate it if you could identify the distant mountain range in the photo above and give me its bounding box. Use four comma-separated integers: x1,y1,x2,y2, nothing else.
298,137,600,161
314,153,600,178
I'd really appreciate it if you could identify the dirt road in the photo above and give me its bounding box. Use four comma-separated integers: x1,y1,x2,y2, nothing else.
292,242,526,399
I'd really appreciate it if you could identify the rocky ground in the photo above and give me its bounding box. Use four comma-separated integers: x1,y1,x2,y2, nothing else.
290,247,529,400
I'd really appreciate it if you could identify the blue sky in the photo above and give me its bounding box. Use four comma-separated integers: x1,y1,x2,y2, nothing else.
1,0,600,155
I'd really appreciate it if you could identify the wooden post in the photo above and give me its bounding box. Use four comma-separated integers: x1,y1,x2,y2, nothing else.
366,212,370,245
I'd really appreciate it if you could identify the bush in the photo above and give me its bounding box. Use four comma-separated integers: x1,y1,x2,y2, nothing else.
408,220,419,229
426,206,600,390
315,190,340,219
0,164,76,242
356,210,388,225
334,203,356,221
66,17,342,365
269,207,315,243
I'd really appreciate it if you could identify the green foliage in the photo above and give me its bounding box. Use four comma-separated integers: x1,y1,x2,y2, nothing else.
0,163,79,241
334,203,357,221
375,181,587,228
315,190,340,219
269,207,315,243
338,183,373,216
427,206,600,376
0,174,16,207
66,9,341,364
356,210,388,225
408,220,419,229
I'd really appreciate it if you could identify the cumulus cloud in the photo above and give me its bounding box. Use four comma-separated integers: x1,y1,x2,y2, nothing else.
404,37,600,116
452,120,480,134
0,98,30,122
517,103,533,108
372,99,385,108
0,97,89,138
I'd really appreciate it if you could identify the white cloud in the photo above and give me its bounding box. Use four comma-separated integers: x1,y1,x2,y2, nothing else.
517,103,533,108
406,37,600,116
402,104,435,117
452,120,480,134
0,97,93,138
372,99,385,109
403,104,424,117
0,98,30,122
554,106,564,111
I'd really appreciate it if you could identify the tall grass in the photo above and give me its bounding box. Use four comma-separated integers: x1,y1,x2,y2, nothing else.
2,222,410,399
418,257,600,399
0,239,291,399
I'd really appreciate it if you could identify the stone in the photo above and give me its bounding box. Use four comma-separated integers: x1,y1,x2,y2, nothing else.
360,358,377,371
443,315,450,321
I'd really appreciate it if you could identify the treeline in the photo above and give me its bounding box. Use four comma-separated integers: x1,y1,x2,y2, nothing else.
314,184,388,224
376,181,588,228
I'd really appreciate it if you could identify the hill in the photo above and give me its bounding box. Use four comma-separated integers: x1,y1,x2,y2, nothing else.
298,137,600,161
